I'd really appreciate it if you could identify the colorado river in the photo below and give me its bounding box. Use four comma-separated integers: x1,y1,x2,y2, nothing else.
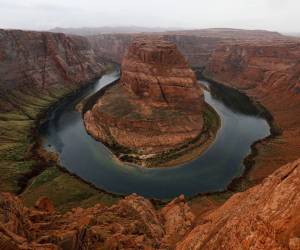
40,70,270,200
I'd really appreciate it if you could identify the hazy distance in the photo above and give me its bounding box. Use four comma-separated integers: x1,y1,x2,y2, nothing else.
0,0,299,33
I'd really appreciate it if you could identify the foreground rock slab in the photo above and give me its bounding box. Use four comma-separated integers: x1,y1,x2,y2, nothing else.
177,158,300,250
0,158,299,249
0,192,194,249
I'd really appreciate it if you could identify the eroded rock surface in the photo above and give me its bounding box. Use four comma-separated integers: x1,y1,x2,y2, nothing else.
87,28,289,67
204,41,300,181
0,192,194,249
84,37,206,165
0,29,104,113
177,158,300,250
0,29,104,89
0,29,106,196
1,158,299,249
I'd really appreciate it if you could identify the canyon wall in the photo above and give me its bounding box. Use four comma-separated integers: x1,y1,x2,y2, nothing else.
0,29,105,115
204,41,300,181
88,33,223,68
87,33,133,63
87,29,289,67
0,29,104,95
0,28,108,206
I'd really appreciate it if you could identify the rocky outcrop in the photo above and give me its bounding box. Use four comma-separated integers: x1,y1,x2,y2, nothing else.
177,158,300,250
120,37,203,108
84,37,206,166
0,192,194,249
1,158,299,249
204,41,300,181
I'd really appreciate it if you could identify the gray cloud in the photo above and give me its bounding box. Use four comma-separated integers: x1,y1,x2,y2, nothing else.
0,0,299,32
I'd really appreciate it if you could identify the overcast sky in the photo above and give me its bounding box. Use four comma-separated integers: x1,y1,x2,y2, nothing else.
0,0,299,32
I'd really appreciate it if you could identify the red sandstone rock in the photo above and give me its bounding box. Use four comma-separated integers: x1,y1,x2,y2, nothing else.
86,30,300,170
87,29,289,67
160,194,195,247
176,158,300,250
120,37,203,109
204,41,300,181
84,37,205,163
1,158,300,249
35,197,55,213
0,29,104,113
0,192,194,249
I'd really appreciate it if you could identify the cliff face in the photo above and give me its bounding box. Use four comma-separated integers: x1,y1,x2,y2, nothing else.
0,29,104,112
1,158,299,249
87,33,133,63
120,37,203,109
84,37,206,166
0,29,106,197
204,41,300,181
177,158,300,250
87,29,289,67
87,33,223,68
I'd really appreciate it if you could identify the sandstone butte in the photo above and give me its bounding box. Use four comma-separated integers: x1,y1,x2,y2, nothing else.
84,37,210,167
0,158,299,249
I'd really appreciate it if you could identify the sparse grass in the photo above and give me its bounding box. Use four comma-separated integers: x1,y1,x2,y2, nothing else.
0,79,120,211
0,143,29,161
203,105,219,130
21,166,119,212
0,161,35,193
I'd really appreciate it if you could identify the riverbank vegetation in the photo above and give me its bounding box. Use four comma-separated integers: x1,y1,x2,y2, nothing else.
0,70,121,211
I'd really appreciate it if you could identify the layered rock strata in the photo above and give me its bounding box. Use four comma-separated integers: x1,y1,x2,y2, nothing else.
86,29,300,175
87,28,290,67
0,29,106,199
177,158,300,250
0,192,194,249
204,41,300,181
0,29,104,113
0,29,104,90
84,37,206,166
